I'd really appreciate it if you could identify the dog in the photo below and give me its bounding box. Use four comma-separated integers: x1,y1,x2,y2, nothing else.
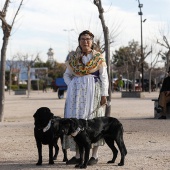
33,107,68,165
59,117,127,169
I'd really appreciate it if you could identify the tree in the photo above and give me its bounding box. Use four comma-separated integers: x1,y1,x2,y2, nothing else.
112,40,150,91
94,0,111,116
34,60,66,80
6,56,17,94
157,36,170,72
146,46,162,93
112,46,131,90
0,0,24,122
16,53,39,98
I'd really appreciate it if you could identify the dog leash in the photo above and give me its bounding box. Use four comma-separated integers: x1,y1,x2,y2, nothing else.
70,103,108,137
86,102,108,119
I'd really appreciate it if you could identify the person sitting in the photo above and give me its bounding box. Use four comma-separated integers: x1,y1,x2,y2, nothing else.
155,67,170,119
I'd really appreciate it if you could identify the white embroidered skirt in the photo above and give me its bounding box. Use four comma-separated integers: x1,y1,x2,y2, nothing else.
63,75,105,151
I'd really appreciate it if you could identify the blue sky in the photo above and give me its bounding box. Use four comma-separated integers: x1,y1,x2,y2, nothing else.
0,0,170,64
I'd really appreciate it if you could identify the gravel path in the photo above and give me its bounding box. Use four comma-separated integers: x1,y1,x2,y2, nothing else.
0,90,170,170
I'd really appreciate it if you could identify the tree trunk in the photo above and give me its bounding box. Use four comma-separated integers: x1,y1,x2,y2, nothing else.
149,68,152,93
27,66,31,98
104,29,111,116
94,0,111,116
0,36,9,121
126,70,130,91
132,66,137,91
9,69,12,95
167,51,170,72
0,0,23,122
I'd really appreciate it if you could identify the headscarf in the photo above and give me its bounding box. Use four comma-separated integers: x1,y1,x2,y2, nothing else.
65,49,106,76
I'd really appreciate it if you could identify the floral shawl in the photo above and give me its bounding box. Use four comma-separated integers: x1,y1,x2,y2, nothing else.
65,50,106,76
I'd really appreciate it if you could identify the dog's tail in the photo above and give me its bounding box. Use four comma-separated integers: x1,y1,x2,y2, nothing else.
120,124,127,155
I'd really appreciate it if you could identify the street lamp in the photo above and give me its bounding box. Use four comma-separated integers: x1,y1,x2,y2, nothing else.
137,0,145,92
63,29,74,52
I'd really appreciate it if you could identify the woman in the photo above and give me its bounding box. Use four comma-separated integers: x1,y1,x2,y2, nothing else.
63,30,109,165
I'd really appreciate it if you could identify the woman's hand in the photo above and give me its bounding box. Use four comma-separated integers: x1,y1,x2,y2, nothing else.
100,96,107,106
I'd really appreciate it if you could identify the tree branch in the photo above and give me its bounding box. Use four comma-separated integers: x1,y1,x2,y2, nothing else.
157,39,168,49
2,0,10,16
11,0,24,29
163,36,170,49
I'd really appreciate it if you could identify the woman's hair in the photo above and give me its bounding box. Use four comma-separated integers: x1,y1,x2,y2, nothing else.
78,30,94,41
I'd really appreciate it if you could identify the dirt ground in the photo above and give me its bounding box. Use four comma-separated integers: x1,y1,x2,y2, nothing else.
0,90,170,170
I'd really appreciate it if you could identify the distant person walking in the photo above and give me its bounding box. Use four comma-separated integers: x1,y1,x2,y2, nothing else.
118,75,124,91
42,82,47,93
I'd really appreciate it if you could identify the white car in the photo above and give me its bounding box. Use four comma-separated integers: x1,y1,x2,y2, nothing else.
4,85,8,91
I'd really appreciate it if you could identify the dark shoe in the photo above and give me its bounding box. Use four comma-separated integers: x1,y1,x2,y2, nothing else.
66,157,80,165
158,115,166,119
88,157,98,165
155,106,163,113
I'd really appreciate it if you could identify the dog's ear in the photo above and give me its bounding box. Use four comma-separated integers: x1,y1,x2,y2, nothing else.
33,113,36,118
45,107,51,113
50,112,54,118
33,110,39,118
69,118,78,131
33,107,52,118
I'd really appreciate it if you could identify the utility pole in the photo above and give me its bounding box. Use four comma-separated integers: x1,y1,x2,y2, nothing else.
137,0,145,92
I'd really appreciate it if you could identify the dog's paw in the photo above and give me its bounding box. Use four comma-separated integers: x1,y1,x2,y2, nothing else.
75,164,81,168
36,161,42,166
80,164,87,169
49,160,54,165
118,162,124,166
107,160,115,164
53,156,57,160
63,157,68,162
75,164,79,168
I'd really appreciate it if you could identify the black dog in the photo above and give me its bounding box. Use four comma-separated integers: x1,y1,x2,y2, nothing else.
33,107,68,165
59,117,127,169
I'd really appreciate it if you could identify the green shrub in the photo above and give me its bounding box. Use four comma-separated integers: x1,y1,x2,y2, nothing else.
19,84,27,89
10,85,18,90
31,80,43,90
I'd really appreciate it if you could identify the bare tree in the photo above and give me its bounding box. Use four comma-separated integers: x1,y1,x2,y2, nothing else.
112,40,151,91
16,53,39,98
147,46,162,93
157,36,170,71
6,56,18,94
94,0,111,116
0,0,24,122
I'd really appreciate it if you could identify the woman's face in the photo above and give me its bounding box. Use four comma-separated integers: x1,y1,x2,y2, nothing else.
79,34,93,53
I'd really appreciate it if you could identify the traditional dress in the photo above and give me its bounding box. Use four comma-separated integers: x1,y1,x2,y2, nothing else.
63,49,109,151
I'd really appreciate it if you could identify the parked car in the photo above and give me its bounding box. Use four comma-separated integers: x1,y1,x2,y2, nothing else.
135,79,156,91
4,85,8,91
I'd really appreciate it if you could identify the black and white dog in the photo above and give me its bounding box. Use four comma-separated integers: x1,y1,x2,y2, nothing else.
33,107,68,165
59,117,127,168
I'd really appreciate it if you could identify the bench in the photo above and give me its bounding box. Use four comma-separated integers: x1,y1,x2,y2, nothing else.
14,90,26,95
152,99,170,119
121,92,145,98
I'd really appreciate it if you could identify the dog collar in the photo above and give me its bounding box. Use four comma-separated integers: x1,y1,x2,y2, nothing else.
43,120,51,132
71,127,84,137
